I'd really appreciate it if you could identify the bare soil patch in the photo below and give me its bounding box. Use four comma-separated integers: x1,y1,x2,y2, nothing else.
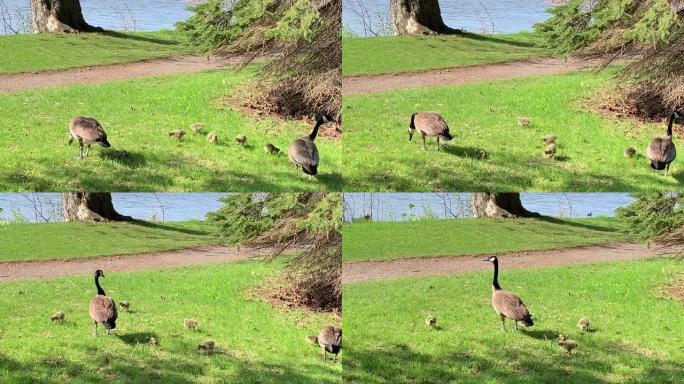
342,57,597,95
0,55,234,94
343,242,673,283
0,245,272,281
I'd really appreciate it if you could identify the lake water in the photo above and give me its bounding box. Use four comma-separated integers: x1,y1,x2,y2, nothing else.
342,0,552,36
0,0,191,35
0,193,227,222
344,193,634,222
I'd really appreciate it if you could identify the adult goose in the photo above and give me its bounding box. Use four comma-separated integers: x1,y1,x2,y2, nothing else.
68,117,110,159
409,112,453,150
647,111,681,174
484,256,533,332
88,270,118,336
289,114,332,176
317,325,342,361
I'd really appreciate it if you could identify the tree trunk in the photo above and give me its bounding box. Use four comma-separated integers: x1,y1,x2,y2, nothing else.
62,192,133,222
471,193,541,218
30,0,102,33
390,0,462,36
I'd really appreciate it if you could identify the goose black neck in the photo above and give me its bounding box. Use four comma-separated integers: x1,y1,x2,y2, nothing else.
492,259,501,290
309,120,324,141
667,112,677,136
95,274,106,296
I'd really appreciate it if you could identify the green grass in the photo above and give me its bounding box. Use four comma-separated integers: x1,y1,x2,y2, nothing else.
342,33,550,76
0,221,221,263
343,258,684,383
0,30,190,74
343,69,682,192
0,261,341,383
343,217,630,262
0,68,342,191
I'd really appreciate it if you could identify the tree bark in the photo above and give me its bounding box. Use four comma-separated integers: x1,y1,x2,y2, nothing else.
30,0,102,34
62,192,133,223
390,0,462,36
471,193,541,218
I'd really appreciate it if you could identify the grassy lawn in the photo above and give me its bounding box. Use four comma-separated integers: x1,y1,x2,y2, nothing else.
342,33,550,76
0,221,221,263
343,217,630,262
0,68,342,191
0,261,341,383
343,69,682,192
0,30,190,74
343,258,684,383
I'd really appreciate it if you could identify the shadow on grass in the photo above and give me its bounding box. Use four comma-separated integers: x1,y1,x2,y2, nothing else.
442,145,489,160
345,339,684,383
117,332,159,345
128,220,212,236
534,216,621,233
98,31,181,46
99,149,148,168
459,32,539,48
0,345,341,384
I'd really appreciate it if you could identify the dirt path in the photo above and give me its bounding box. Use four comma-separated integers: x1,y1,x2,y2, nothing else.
0,55,234,94
0,245,271,281
342,57,597,95
343,242,676,283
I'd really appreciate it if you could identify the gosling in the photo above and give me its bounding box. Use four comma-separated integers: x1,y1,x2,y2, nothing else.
184,318,198,331
624,147,637,158
264,143,280,155
51,311,65,321
235,135,247,146
545,144,557,158
190,123,204,134
169,129,185,141
558,335,578,355
207,132,218,144
518,117,531,127
119,301,130,311
198,340,215,351
425,315,437,327
577,317,590,331
542,135,557,144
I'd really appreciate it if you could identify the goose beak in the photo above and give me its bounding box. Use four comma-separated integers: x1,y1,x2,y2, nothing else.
409,130,414,141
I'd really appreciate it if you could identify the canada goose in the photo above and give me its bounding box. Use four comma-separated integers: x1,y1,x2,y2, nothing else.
518,117,531,127
542,135,557,144
647,111,680,173
169,129,185,141
409,112,453,151
51,311,65,321
198,340,215,350
425,315,437,327
545,144,557,158
190,123,204,134
119,301,130,311
264,143,280,155
624,147,637,158
289,114,332,176
207,132,218,144
88,270,118,336
484,256,533,332
184,318,198,330
235,135,247,145
316,325,342,361
577,317,590,331
68,117,111,159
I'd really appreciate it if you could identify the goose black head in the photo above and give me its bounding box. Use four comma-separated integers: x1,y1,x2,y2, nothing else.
315,114,334,124
95,269,105,278
409,113,417,141
483,256,498,263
